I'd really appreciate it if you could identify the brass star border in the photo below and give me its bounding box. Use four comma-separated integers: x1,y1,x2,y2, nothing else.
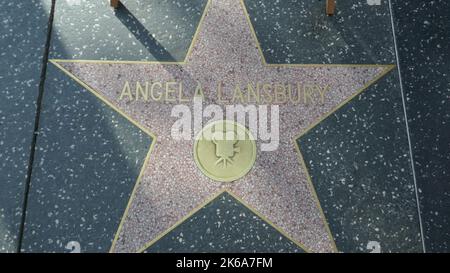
48,0,396,253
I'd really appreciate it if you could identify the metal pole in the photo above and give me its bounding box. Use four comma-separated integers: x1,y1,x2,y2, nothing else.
326,0,336,16
111,0,120,9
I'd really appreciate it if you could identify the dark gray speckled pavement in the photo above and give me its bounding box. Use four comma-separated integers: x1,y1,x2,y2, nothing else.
391,0,450,253
0,0,51,253
144,192,306,253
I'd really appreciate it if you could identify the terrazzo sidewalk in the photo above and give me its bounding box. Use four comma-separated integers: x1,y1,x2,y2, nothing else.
0,0,448,253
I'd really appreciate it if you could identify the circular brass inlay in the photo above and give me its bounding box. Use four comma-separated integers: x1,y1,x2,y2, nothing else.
194,120,256,182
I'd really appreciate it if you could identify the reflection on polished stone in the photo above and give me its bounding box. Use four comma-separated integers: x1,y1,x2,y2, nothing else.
0,0,51,252
50,0,207,61
244,0,396,64
21,64,153,253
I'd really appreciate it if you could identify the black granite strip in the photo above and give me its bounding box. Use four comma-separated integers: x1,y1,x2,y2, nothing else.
390,0,450,253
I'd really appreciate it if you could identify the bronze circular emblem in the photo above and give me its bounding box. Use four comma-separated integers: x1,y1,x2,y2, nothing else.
194,120,256,182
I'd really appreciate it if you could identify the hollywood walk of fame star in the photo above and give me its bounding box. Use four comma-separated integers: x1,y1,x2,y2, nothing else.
50,0,394,252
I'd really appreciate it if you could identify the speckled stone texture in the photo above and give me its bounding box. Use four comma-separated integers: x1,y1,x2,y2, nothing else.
0,0,51,252
144,192,306,253
244,0,396,64
391,0,450,253
49,0,207,61
54,0,390,253
20,64,152,253
298,71,423,253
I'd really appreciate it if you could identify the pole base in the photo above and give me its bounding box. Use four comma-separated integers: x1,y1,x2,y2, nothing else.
110,0,120,9
326,0,336,16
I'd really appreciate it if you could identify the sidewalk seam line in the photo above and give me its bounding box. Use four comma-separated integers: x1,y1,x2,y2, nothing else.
388,0,426,253
17,0,57,253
